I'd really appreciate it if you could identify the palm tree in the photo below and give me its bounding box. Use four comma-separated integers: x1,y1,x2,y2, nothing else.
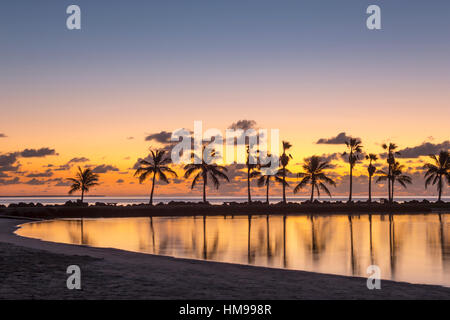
294,156,336,202
376,161,412,202
424,150,450,202
343,138,363,202
245,146,260,203
382,143,400,202
366,154,378,202
257,156,284,204
184,149,229,203
134,149,177,205
67,166,99,202
280,141,293,203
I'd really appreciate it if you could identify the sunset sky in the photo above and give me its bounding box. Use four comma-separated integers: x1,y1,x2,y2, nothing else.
1,0,449,197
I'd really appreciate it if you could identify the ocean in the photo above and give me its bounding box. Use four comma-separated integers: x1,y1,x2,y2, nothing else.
1,195,448,206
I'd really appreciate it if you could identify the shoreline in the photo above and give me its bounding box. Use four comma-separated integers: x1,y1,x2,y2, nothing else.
1,201,449,220
1,218,450,299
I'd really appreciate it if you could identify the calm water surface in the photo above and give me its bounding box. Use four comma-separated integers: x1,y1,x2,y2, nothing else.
16,214,450,287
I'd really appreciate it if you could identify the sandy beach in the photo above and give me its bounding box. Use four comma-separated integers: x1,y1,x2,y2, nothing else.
0,217,449,300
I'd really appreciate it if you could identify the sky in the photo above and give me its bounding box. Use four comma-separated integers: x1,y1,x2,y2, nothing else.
0,0,449,197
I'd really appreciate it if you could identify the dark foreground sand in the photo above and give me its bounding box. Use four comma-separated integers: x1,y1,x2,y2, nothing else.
0,218,449,300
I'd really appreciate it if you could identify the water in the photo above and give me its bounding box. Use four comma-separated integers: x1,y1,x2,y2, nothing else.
1,195,448,206
16,213,450,287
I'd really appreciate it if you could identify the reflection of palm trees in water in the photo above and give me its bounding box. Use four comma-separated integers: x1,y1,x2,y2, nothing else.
203,216,207,259
79,219,85,245
300,215,331,266
200,216,219,260
283,215,287,268
266,215,272,262
67,220,81,244
76,218,92,245
310,215,317,257
149,217,156,253
438,214,449,272
369,215,374,266
247,215,255,264
348,215,356,275
389,214,396,279
145,217,168,255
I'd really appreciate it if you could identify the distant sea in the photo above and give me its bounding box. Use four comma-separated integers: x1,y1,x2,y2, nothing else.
0,196,448,206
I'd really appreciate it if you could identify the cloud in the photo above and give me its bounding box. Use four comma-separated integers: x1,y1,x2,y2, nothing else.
319,153,343,163
68,157,89,164
92,164,119,173
228,120,257,131
0,133,7,138
0,153,20,172
25,178,47,185
141,129,194,165
116,179,124,183
316,132,361,145
126,137,134,140
54,178,72,187
26,169,53,178
226,120,260,146
145,131,172,144
0,177,20,185
396,141,450,158
20,148,57,158
53,164,71,171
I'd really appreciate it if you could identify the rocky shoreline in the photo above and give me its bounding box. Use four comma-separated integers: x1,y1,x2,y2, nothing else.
1,200,449,219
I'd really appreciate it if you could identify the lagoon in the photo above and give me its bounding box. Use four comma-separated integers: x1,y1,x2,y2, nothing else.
16,213,450,287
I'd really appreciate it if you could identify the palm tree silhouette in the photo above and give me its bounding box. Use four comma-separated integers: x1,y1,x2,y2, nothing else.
376,161,412,202
294,156,336,202
245,146,260,203
257,154,283,204
366,154,378,202
134,149,177,205
343,138,363,202
382,143,400,202
424,150,450,202
184,148,229,203
67,166,99,202
280,141,293,204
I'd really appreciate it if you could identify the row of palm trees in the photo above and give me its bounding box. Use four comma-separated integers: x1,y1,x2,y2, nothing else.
68,140,450,205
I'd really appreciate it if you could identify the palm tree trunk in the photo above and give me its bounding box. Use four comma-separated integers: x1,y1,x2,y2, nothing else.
203,176,207,203
81,189,84,203
282,167,286,204
349,164,353,202
438,174,442,202
149,172,156,205
247,167,252,203
368,175,372,202
266,179,270,204
388,164,392,202
391,178,394,202
391,180,395,202
310,183,314,202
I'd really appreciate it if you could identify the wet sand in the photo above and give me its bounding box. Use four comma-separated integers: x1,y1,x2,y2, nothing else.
0,218,449,299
